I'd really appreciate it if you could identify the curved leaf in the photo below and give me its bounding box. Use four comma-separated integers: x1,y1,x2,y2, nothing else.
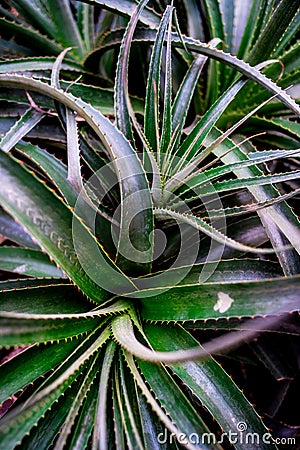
15,141,80,207
144,6,173,156
0,17,63,56
114,313,261,363
144,323,278,450
154,208,279,255
94,28,300,116
0,57,83,74
0,149,113,302
114,0,149,142
0,75,153,277
77,0,161,28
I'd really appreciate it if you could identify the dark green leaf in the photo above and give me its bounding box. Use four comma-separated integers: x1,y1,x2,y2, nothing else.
53,353,100,448
248,0,300,65
0,337,85,404
15,141,79,207
273,7,300,56
0,314,100,346
7,0,57,38
0,283,89,314
68,375,99,449
0,16,59,55
160,7,174,160
116,353,145,449
20,381,80,450
92,341,116,450
236,0,263,61
0,328,110,450
137,275,300,321
0,247,64,278
44,0,84,59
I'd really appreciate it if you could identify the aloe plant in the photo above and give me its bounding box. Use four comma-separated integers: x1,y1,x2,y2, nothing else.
0,1,299,449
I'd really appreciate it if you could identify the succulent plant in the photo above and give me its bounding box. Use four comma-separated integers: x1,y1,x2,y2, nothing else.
0,1,299,449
